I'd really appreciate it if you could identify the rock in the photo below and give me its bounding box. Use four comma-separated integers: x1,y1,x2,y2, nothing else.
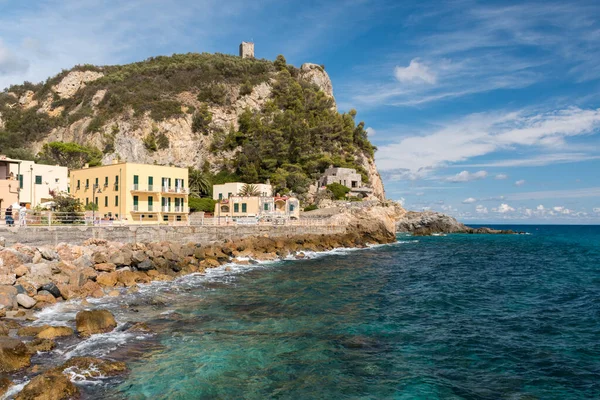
26,338,56,353
72,254,93,269
96,272,118,287
0,274,16,285
396,210,516,236
15,370,78,400
40,282,61,298
57,356,127,378
0,321,8,336
52,70,104,99
0,285,18,310
108,290,120,297
14,265,29,277
33,293,56,306
17,325,50,337
38,247,59,261
36,326,74,339
16,294,37,309
0,248,33,271
0,376,11,398
299,63,335,106
95,262,116,272
75,310,117,337
125,322,152,333
0,337,31,372
92,251,108,264
131,250,148,264
136,259,154,271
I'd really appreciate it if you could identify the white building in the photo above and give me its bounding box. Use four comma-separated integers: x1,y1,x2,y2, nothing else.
212,182,272,201
0,156,68,207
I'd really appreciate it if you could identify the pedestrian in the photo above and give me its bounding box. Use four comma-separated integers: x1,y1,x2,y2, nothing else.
5,205,13,227
19,206,27,226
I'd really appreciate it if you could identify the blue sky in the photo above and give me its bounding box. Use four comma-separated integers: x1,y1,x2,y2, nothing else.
1,0,599,223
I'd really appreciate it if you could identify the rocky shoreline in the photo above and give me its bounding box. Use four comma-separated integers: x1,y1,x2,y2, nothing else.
396,211,522,236
0,204,402,398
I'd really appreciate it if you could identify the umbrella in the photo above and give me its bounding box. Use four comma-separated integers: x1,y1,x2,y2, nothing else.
11,202,21,209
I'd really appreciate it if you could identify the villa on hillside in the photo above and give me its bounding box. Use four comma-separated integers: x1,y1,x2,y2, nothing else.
0,155,68,209
318,166,373,198
212,182,272,200
70,161,189,224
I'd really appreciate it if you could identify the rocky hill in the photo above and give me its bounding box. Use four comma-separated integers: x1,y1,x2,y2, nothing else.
0,53,384,201
396,211,518,235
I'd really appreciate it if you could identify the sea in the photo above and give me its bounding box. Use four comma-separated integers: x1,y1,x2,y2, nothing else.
7,225,600,399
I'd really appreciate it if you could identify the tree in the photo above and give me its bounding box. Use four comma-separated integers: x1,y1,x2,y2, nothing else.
37,142,102,169
143,132,157,152
156,133,170,149
274,55,287,71
191,104,213,135
188,168,212,197
327,182,350,200
238,183,261,197
50,190,84,224
189,197,216,213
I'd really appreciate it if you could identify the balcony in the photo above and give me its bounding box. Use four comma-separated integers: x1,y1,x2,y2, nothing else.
161,206,189,213
131,184,157,192
132,205,158,213
161,186,189,194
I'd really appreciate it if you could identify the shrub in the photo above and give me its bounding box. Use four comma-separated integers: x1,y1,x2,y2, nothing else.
143,133,157,152
37,142,102,169
239,80,253,96
327,182,350,200
303,204,318,212
156,133,170,149
191,104,212,134
188,197,216,213
197,83,228,106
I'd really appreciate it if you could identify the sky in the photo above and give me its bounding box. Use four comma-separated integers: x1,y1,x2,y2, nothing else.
1,0,599,224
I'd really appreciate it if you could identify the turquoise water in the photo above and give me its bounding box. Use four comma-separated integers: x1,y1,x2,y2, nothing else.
97,226,599,399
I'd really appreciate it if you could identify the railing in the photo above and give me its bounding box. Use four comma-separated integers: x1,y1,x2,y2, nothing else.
132,185,155,192
161,186,188,194
162,206,170,212
132,205,139,211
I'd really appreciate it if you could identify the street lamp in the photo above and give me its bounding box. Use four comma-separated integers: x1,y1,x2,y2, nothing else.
92,184,102,225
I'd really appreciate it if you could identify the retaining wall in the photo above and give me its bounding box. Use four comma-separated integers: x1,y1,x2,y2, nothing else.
0,224,347,247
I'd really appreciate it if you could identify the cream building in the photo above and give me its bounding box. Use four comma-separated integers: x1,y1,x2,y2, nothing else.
215,195,300,220
212,182,272,200
70,162,189,223
0,156,68,208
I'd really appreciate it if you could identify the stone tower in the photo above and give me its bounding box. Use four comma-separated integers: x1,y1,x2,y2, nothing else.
239,42,254,59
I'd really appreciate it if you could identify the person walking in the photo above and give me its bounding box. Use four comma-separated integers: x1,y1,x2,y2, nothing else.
19,206,27,226
5,205,13,227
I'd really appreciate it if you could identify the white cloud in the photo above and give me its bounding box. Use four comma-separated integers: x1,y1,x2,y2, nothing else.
394,58,437,84
593,207,600,213
537,204,545,211
460,153,600,167
508,187,600,201
376,107,600,174
515,179,526,186
495,203,516,213
462,197,477,204
495,174,508,180
365,127,376,136
475,205,488,214
446,170,488,183
0,39,29,76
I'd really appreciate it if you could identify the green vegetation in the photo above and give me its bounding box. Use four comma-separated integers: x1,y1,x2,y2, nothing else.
191,104,212,134
188,168,212,197
238,183,261,196
143,132,158,152
156,133,169,149
188,197,216,213
327,182,351,200
50,190,84,224
84,202,99,211
303,204,318,212
37,142,102,169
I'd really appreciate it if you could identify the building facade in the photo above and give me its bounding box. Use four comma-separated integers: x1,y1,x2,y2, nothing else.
215,195,300,220
0,156,68,208
318,166,373,198
212,182,272,200
70,162,189,223
239,41,255,58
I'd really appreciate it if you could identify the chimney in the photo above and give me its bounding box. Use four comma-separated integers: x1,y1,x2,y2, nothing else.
112,159,119,165
83,163,89,169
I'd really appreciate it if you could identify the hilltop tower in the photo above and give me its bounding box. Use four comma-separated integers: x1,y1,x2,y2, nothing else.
239,42,254,59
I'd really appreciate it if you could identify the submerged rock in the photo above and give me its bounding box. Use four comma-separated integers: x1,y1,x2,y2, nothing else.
58,356,127,378
25,338,56,353
0,376,12,398
0,337,31,372
76,309,117,337
15,370,78,400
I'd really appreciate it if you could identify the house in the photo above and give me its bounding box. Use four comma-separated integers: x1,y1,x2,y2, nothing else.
212,182,272,200
318,166,373,198
69,161,189,223
0,156,68,208
215,195,300,220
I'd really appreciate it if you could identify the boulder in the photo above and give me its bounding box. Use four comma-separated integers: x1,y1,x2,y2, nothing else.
15,370,78,400
95,262,116,272
0,285,18,310
38,247,60,261
0,321,8,336
96,272,118,287
36,326,74,339
72,254,94,269
16,294,37,309
136,259,154,271
0,337,31,372
0,274,16,285
92,251,108,264
75,310,117,337
40,282,61,298
131,250,148,264
17,325,50,337
25,338,56,353
33,292,56,305
14,265,29,277
0,248,33,269
0,376,11,398
57,356,126,377
15,277,42,297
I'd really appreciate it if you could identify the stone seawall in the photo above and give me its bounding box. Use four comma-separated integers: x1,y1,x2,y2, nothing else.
0,224,346,247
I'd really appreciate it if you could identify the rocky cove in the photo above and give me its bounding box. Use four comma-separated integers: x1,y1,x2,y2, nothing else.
0,204,402,399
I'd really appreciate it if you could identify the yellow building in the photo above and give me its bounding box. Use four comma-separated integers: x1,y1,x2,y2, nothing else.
70,162,189,224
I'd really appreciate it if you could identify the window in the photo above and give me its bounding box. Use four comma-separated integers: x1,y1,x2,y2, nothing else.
176,215,182,221
228,192,232,198
148,196,153,211
134,175,139,185
264,203,269,211
290,204,295,212
77,180,81,189
35,175,42,185
95,177,99,187
104,196,108,207
115,175,119,190
55,178,59,183
242,203,247,213
234,203,239,212
104,176,109,186
148,176,153,190
218,193,223,200
163,215,168,222
133,196,138,206
95,196,98,205
115,196,119,206
86,198,89,205
86,179,89,189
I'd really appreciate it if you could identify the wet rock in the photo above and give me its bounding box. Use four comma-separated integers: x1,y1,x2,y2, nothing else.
25,338,56,353
16,294,37,309
0,376,12,398
15,370,78,400
108,290,120,297
36,326,74,339
40,282,61,298
0,337,31,372
125,322,153,333
0,285,18,310
0,321,8,336
58,356,127,378
17,325,50,337
76,309,117,337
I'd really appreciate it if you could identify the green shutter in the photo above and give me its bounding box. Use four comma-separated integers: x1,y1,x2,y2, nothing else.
242,203,247,213
148,176,153,186
234,203,239,213
133,196,139,206
35,175,42,184
134,175,139,185
18,174,23,189
115,196,119,206
264,203,269,211
148,196,153,205
104,196,108,207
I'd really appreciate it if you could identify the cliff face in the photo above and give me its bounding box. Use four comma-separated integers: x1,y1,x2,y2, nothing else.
0,53,385,200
